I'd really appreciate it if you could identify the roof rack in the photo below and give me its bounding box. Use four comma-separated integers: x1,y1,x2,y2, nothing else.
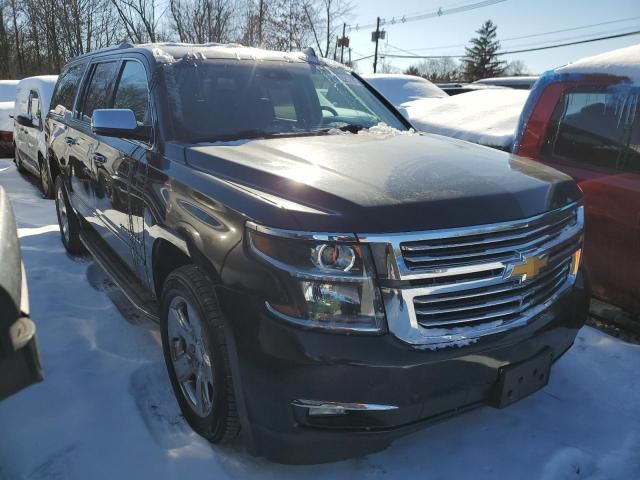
73,43,134,60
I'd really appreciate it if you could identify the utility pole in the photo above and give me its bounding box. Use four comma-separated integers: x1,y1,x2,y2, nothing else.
373,17,381,73
340,22,346,63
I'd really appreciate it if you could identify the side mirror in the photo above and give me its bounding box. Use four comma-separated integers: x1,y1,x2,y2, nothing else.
91,109,150,141
15,114,34,128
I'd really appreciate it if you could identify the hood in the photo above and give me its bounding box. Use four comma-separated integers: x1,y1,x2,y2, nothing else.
184,132,581,233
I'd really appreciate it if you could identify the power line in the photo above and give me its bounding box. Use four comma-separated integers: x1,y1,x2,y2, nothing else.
347,0,508,32
379,29,640,59
403,16,640,52
351,54,375,63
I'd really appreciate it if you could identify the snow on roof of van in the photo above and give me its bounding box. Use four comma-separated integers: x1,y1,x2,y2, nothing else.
0,80,19,102
15,75,58,116
362,74,447,107
555,43,640,82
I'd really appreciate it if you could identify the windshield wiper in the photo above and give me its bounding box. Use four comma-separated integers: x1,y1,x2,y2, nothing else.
313,123,368,134
194,129,278,143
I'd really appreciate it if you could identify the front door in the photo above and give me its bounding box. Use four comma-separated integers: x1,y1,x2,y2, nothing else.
25,90,41,166
71,60,120,225
96,59,154,282
78,58,153,281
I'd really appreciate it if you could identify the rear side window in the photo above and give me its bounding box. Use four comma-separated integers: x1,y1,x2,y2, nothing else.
113,61,151,126
79,61,119,122
29,91,40,118
541,86,640,173
50,63,86,115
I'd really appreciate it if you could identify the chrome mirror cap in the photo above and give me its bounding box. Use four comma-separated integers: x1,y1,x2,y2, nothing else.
91,109,138,134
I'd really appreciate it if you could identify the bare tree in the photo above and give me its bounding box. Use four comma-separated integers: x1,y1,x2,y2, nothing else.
170,0,233,43
110,0,161,42
313,0,351,58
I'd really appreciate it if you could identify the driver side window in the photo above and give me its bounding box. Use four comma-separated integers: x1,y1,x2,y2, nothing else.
113,60,151,127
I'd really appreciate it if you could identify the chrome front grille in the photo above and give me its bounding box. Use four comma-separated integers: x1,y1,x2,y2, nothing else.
413,257,571,328
400,205,578,273
360,202,584,348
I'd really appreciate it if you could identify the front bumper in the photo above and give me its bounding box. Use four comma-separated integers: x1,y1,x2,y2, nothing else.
218,270,590,464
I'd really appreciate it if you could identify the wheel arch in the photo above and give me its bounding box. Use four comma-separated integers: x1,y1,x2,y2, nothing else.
151,226,222,300
41,150,60,183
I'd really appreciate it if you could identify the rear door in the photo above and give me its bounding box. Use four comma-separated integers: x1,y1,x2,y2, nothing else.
48,62,89,215
539,81,640,312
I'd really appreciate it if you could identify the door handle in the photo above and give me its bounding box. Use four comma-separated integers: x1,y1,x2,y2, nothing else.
92,152,107,165
64,136,76,145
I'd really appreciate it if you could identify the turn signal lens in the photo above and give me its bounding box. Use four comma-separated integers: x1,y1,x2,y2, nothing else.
570,248,582,277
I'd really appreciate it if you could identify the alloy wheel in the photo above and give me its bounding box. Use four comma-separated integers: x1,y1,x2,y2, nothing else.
56,185,70,243
167,295,215,418
40,161,50,194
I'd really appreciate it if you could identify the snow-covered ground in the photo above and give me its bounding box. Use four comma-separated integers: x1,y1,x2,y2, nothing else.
1,157,639,479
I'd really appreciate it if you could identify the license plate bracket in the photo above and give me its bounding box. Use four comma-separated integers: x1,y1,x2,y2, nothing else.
490,349,553,408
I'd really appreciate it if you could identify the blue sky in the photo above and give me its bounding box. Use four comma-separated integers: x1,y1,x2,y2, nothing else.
345,0,640,74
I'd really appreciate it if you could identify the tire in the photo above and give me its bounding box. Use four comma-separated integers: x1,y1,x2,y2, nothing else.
39,156,54,199
161,265,240,443
54,176,85,254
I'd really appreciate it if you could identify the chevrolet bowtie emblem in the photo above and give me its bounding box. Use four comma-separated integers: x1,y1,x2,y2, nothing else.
510,256,548,280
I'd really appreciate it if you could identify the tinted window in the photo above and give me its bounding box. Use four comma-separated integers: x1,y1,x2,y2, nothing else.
164,60,405,142
79,61,119,121
50,63,86,115
542,86,640,173
113,61,151,126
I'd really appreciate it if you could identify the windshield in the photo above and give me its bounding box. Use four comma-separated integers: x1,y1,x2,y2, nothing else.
163,59,406,142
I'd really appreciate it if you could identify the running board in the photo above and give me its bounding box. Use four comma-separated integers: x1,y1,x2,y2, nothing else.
79,226,160,322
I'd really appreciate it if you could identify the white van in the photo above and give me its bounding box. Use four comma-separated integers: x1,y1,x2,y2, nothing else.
13,76,58,197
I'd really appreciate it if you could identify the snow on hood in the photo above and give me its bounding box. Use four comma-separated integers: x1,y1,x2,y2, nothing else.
405,89,530,150
326,122,417,137
363,74,447,107
0,101,15,132
556,43,640,83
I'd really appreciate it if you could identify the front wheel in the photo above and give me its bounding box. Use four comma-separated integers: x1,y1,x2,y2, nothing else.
54,176,84,254
160,265,240,443
39,157,54,199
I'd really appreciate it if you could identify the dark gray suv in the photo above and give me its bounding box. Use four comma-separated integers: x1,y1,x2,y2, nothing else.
47,43,589,463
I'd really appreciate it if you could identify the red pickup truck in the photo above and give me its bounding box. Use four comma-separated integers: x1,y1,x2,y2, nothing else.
513,45,640,315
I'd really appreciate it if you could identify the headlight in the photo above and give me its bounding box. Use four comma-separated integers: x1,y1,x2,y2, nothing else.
247,226,385,333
